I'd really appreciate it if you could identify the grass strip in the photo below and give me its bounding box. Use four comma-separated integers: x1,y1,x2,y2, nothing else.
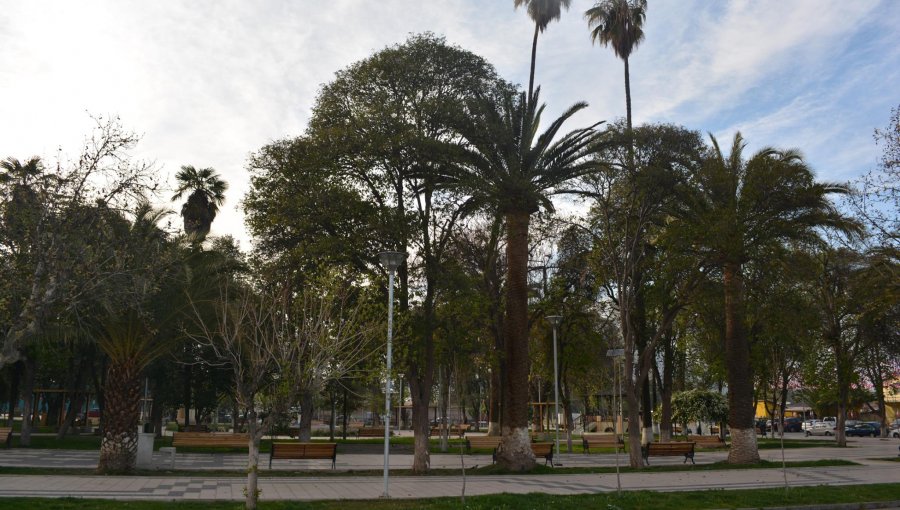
2,484,898,509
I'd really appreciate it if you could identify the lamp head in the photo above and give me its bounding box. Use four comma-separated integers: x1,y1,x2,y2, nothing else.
546,315,563,328
378,251,407,271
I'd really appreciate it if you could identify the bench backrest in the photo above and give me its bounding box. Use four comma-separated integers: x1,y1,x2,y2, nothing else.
0,427,11,436
531,442,553,456
467,436,502,448
687,435,724,443
647,442,694,454
271,442,336,459
358,427,388,437
582,434,620,444
172,432,249,447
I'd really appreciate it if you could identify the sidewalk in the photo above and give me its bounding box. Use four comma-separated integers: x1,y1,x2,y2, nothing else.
0,463,897,500
0,437,897,501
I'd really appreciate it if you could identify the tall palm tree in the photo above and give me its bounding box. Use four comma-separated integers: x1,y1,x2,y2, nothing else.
514,0,572,105
451,87,603,470
673,133,855,464
585,0,647,132
172,165,228,241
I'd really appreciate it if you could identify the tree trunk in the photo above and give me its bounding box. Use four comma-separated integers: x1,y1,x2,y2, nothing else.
341,387,348,441
20,357,36,446
659,340,674,442
150,396,164,438
245,410,262,510
624,344,644,468
98,359,142,473
439,369,449,452
182,364,191,429
298,388,314,442
723,261,759,464
487,367,501,436
6,361,22,427
409,374,431,474
496,211,535,471
624,57,633,132
329,388,336,442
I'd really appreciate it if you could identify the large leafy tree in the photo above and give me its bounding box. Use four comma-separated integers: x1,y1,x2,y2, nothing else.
581,122,705,466
172,165,228,241
513,0,572,104
672,133,855,463
451,87,602,470
585,0,647,132
247,33,503,473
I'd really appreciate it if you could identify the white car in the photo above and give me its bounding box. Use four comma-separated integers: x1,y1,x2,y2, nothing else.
891,425,899,439
805,421,835,436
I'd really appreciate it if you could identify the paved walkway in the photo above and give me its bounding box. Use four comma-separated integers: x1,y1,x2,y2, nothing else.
0,436,896,501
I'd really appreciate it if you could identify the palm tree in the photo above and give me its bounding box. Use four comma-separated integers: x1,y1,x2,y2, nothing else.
451,87,603,470
514,0,572,105
672,133,855,464
95,204,184,473
172,165,228,241
585,0,647,132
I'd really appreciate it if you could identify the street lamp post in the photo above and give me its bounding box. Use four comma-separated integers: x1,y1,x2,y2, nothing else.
378,250,406,499
546,315,562,465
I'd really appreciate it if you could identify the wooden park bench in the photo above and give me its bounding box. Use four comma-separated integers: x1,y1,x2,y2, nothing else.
430,424,469,438
687,435,727,449
269,442,337,469
581,433,622,453
172,432,249,450
642,441,695,466
356,427,391,438
466,435,502,462
0,427,12,448
531,442,554,466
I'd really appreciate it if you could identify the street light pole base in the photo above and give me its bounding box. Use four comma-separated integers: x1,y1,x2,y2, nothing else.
380,493,391,499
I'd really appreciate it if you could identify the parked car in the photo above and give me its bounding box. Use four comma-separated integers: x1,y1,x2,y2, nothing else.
890,425,900,439
802,419,820,432
845,423,879,437
805,421,835,436
783,417,803,432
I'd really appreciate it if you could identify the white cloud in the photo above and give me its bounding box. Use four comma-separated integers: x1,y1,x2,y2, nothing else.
1,0,897,247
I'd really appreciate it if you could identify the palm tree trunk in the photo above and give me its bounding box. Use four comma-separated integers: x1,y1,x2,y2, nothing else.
624,57,633,132
496,211,536,471
723,261,759,464
98,359,142,473
528,23,539,105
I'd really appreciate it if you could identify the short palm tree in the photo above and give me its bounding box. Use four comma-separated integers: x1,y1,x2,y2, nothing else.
95,204,184,473
514,0,572,105
585,0,647,132
451,87,603,471
673,133,855,464
172,165,228,241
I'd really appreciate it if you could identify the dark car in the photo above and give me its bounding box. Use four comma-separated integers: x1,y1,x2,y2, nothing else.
783,417,803,433
845,423,879,437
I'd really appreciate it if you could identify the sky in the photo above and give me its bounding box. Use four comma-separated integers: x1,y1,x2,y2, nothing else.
1,0,898,248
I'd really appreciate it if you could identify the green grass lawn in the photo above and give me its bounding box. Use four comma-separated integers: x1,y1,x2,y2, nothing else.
3,484,899,509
